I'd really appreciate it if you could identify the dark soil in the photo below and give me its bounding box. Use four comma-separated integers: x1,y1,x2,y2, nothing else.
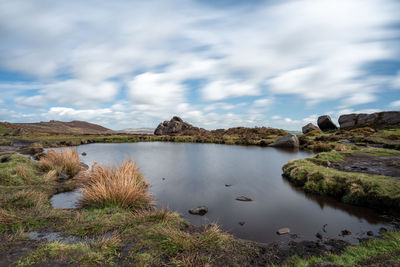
331,154,400,178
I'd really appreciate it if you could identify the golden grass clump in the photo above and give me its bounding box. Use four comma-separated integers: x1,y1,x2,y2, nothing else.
39,149,81,177
79,160,152,210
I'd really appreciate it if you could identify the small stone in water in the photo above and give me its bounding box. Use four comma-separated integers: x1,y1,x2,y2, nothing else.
367,231,373,236
81,152,87,156
188,206,208,216
238,221,245,226
225,184,232,187
340,229,351,236
277,227,290,235
235,196,253,201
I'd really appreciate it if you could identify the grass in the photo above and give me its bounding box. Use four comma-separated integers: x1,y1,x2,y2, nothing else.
17,236,122,267
282,231,400,267
39,148,82,177
78,160,152,210
283,148,400,210
0,154,48,186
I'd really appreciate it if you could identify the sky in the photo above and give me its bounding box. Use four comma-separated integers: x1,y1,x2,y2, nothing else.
0,0,400,131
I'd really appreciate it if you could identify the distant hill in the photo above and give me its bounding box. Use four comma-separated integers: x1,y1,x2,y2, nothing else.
7,120,115,135
118,128,155,134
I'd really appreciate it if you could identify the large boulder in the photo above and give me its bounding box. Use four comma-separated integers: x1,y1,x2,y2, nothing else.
154,116,201,135
317,115,338,132
302,123,319,134
338,111,400,129
271,134,299,149
338,114,357,128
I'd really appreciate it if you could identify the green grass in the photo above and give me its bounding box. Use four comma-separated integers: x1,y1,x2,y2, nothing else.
17,237,121,267
0,154,49,186
282,231,400,267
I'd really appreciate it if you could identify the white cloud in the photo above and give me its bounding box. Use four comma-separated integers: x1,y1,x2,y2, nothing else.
201,80,260,101
0,0,400,129
15,95,47,108
390,100,400,109
253,98,273,108
127,72,185,106
340,93,377,108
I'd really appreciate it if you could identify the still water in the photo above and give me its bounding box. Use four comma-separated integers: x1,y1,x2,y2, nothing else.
51,142,393,244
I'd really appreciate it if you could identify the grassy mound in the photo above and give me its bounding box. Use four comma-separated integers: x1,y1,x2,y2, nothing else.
282,148,400,211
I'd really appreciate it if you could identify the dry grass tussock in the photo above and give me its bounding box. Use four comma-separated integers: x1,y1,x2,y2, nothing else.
0,208,18,226
79,160,152,209
39,149,81,177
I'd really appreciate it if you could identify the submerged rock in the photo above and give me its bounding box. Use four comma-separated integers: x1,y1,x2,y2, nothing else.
188,206,208,216
271,134,299,149
235,196,253,202
317,115,338,132
81,152,87,156
277,227,290,235
302,123,319,134
238,221,245,226
225,184,232,187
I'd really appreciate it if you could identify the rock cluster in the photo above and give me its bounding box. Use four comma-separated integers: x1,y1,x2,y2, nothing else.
338,111,400,129
154,116,201,135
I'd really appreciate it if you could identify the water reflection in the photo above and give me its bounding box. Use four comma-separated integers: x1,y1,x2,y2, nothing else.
52,142,394,244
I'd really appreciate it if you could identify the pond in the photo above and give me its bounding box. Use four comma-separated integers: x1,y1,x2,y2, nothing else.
51,142,393,244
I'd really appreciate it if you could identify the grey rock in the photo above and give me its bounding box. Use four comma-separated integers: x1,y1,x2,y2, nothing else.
317,115,338,132
316,233,322,239
235,196,253,201
81,152,87,156
339,111,400,128
271,134,299,148
188,206,208,216
381,111,400,124
338,114,357,128
302,123,319,134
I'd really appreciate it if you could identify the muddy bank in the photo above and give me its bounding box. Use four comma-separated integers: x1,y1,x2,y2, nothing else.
331,154,400,178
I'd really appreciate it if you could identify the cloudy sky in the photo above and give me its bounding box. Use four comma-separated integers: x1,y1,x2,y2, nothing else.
1,0,400,130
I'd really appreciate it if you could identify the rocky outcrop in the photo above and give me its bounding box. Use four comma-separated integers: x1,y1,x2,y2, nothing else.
154,116,201,135
270,134,299,149
302,123,319,134
339,111,400,129
317,115,338,132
